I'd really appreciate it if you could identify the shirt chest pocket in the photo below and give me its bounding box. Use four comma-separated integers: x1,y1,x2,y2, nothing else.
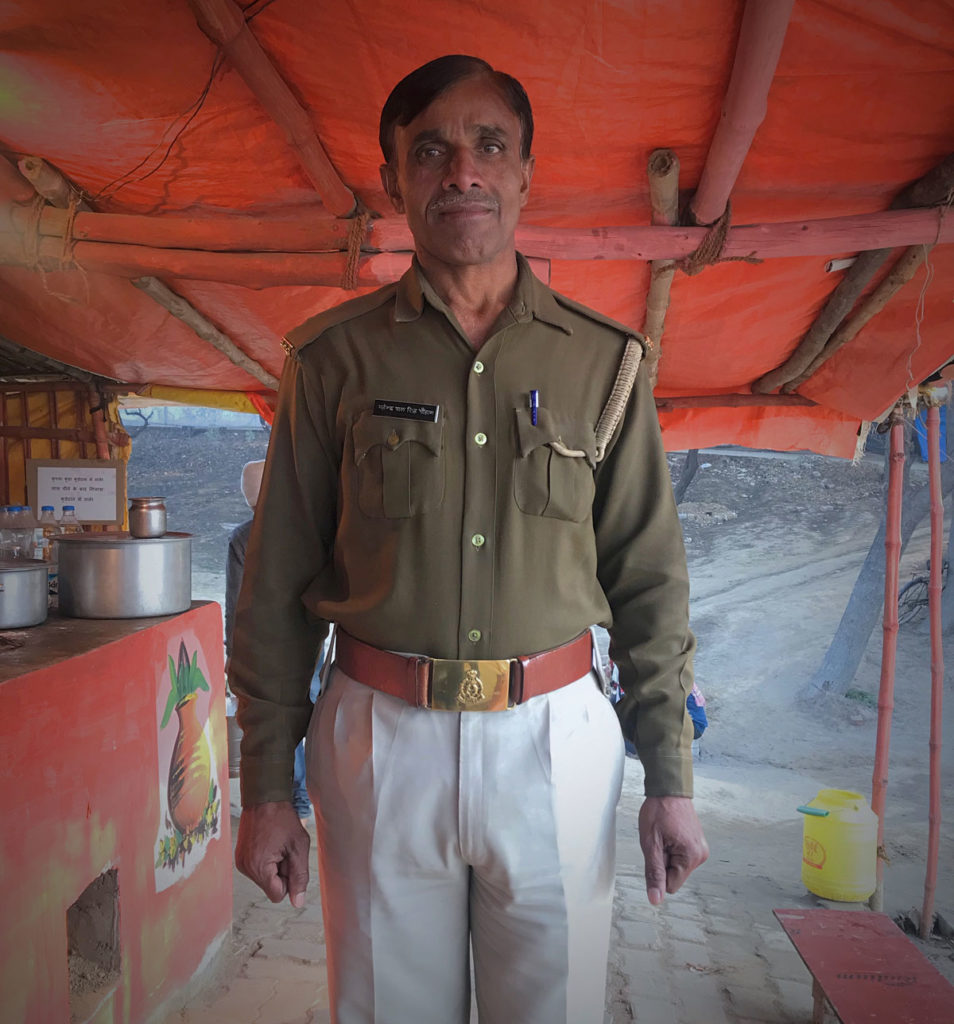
513,407,597,523
352,411,445,518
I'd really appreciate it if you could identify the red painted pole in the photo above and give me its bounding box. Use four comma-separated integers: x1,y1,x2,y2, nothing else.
870,412,904,912
920,403,945,937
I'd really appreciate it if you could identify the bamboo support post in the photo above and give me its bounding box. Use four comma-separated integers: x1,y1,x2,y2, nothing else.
643,149,680,386
870,412,905,913
920,402,945,938
755,153,954,394
688,0,794,225
131,277,278,389
785,246,928,392
188,0,356,217
88,385,111,460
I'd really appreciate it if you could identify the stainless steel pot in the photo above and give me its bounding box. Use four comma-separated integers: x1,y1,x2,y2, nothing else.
57,532,192,618
0,557,49,628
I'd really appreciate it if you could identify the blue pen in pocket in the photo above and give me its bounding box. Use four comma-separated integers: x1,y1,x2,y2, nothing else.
529,389,539,426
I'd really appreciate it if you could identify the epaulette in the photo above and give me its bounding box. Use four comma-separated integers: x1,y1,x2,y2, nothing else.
548,291,651,356
280,283,399,359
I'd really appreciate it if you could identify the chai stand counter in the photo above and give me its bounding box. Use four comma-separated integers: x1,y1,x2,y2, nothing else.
0,602,232,1024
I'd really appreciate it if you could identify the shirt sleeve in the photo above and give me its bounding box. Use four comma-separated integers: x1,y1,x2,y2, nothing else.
229,353,336,806
593,365,696,798
223,520,250,661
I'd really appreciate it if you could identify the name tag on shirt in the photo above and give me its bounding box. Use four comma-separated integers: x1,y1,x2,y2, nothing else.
373,399,440,422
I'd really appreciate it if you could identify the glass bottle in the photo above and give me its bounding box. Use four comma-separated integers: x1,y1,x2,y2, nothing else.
60,505,84,535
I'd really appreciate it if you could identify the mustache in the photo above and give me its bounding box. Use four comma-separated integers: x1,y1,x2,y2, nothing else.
428,191,499,214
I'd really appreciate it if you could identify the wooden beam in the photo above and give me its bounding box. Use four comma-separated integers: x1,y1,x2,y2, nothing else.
643,148,680,385
786,246,928,392
131,277,278,389
689,0,795,225
654,394,816,410
188,0,356,217
8,204,952,266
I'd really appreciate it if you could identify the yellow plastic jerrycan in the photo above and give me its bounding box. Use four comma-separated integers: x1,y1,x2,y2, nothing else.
797,789,877,901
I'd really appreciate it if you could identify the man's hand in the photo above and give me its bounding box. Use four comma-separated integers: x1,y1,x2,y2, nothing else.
638,796,708,906
235,801,310,908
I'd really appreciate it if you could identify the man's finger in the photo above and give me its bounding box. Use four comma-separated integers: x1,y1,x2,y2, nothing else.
279,835,311,909
639,824,667,906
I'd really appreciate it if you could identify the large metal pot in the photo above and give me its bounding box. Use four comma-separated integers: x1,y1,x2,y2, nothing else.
0,558,49,628
57,532,192,619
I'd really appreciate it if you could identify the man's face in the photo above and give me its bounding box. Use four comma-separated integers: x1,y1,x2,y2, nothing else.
380,74,534,271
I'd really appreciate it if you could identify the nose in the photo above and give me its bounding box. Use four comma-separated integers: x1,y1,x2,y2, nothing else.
441,146,482,192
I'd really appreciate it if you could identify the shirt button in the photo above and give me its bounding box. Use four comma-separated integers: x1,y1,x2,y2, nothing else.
471,533,485,548
474,432,487,446
473,361,484,374
468,629,482,643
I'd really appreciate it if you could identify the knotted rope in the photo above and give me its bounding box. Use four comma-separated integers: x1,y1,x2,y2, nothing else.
342,209,371,290
676,202,762,276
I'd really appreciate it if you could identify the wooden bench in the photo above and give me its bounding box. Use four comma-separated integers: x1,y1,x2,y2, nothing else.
774,908,954,1023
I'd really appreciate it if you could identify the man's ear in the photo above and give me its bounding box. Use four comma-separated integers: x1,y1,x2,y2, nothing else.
518,154,535,209
380,163,405,214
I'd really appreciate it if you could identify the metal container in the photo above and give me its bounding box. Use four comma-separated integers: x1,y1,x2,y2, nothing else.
57,532,191,618
0,557,49,628
128,496,167,538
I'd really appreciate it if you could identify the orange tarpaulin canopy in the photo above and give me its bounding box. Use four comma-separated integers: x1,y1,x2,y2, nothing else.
0,0,952,456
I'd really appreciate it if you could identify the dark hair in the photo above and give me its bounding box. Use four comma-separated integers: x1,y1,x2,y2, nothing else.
379,54,534,164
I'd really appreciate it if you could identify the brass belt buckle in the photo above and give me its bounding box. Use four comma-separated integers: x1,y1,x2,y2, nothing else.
429,658,513,711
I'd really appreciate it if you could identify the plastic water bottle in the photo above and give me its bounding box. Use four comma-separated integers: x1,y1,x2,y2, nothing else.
34,506,60,561
60,505,83,535
9,506,35,558
0,506,13,558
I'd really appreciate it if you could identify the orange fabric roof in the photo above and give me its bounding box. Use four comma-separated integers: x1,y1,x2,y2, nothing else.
1,0,952,456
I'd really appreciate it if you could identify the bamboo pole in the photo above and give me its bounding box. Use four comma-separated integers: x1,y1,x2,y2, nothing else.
187,0,356,217
14,157,279,389
131,277,278,389
3,209,952,287
654,393,814,410
870,412,905,913
785,246,928,392
688,0,795,225
643,149,680,386
754,153,954,394
11,201,954,262
920,402,945,938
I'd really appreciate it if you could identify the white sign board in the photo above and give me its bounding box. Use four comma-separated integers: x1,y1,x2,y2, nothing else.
27,459,125,524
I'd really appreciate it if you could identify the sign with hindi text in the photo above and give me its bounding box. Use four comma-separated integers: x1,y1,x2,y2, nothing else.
26,458,125,524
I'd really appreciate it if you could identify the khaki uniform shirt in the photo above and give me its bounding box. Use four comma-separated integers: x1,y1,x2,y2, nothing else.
232,255,696,806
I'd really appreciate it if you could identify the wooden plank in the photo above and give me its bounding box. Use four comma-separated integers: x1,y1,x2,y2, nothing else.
774,908,954,1023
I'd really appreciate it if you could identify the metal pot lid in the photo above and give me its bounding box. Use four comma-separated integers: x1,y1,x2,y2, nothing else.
55,531,192,547
0,557,48,571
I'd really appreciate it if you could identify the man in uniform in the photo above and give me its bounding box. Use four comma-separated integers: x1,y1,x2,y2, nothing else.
232,54,707,1024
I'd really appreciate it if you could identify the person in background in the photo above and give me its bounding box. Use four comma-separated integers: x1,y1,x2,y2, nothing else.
224,459,313,822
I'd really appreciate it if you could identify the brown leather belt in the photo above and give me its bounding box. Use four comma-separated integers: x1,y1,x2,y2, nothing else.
334,629,593,711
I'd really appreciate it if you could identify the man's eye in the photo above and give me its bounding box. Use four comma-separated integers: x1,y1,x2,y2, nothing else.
482,142,503,154
417,146,444,161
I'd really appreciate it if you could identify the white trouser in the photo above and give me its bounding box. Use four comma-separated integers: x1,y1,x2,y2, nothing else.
306,665,625,1024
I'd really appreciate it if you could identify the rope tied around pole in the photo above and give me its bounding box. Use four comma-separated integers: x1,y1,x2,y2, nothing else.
676,202,762,276
58,190,81,267
342,209,371,290
22,195,46,269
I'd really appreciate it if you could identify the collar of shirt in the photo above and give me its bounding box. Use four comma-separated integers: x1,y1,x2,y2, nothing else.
393,253,575,337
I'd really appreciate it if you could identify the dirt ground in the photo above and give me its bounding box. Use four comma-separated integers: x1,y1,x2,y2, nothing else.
127,426,954,983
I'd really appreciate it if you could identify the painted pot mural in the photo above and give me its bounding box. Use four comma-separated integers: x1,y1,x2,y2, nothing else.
155,640,220,879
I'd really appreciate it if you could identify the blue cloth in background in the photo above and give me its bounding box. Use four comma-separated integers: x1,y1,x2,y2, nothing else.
914,406,948,463
687,691,708,740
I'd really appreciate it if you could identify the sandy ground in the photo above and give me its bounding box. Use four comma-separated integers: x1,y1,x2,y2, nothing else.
128,428,954,1013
